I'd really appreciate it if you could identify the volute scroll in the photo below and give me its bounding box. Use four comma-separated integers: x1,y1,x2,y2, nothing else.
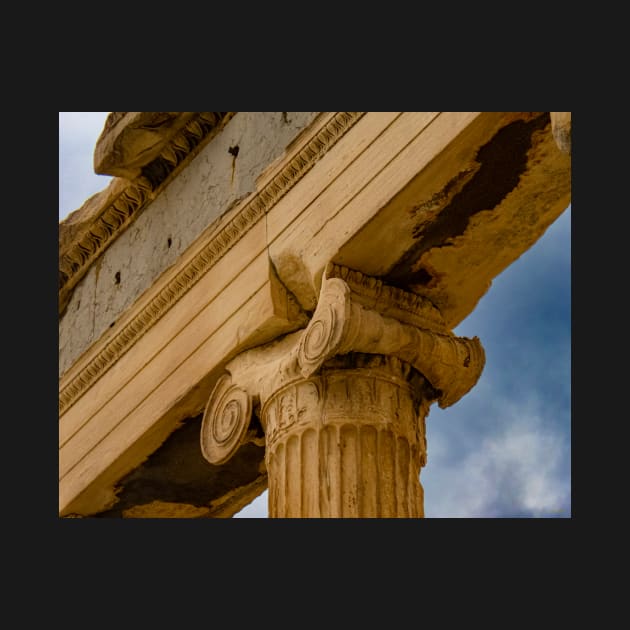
200,373,253,465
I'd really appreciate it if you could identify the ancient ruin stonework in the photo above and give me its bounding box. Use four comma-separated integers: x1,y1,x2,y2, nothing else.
59,112,319,378
201,265,485,516
59,112,570,518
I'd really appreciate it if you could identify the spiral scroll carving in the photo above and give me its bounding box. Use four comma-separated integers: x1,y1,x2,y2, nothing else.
298,304,336,371
293,272,483,407
200,374,252,465
297,278,351,377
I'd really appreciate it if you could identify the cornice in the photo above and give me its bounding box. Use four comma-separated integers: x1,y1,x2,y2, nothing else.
59,112,366,416
59,112,235,316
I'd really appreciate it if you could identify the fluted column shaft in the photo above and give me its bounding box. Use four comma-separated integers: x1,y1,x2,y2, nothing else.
263,354,431,518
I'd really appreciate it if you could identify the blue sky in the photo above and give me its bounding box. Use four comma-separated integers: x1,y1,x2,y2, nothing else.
59,112,571,518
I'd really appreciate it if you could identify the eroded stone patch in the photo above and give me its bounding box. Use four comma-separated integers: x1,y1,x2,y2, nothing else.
93,414,266,517
388,113,550,289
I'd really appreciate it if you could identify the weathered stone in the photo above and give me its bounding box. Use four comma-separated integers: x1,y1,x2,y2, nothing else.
551,111,571,154
59,112,570,517
59,112,319,378
59,112,235,319
94,112,197,179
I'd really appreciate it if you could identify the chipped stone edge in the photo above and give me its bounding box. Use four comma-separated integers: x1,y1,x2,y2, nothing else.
59,112,366,416
59,112,235,316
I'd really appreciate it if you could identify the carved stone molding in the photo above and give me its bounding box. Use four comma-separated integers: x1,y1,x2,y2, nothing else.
200,264,485,516
94,112,207,180
200,373,252,466
59,113,366,415
298,264,485,409
59,112,235,316
264,354,429,517
325,263,446,333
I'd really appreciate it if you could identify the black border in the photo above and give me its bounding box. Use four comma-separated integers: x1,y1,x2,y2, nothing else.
46,103,580,592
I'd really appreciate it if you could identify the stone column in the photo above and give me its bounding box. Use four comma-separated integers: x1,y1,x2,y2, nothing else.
200,264,485,518
264,353,436,517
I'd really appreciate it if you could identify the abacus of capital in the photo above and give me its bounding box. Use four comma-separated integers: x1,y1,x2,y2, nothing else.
201,263,485,518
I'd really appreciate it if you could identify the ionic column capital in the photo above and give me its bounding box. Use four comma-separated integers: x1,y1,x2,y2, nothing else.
201,263,485,466
295,263,485,408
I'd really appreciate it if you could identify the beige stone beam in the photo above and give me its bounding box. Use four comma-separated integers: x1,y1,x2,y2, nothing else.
59,256,307,515
266,112,570,329
331,112,571,328
266,111,441,310
60,245,272,477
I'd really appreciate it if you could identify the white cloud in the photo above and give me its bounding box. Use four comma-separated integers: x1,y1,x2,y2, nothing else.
423,394,570,517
